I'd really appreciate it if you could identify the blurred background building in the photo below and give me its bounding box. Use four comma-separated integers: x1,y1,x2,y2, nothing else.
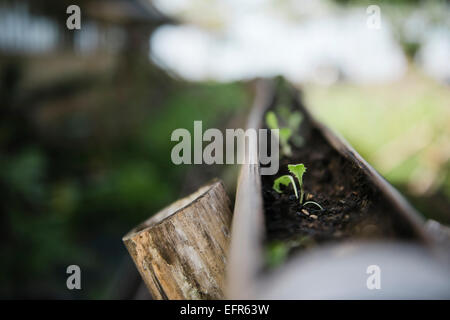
0,0,448,298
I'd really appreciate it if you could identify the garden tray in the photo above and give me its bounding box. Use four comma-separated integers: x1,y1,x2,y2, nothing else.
226,79,436,299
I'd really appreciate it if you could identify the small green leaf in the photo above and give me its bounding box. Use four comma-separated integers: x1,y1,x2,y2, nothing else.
273,175,298,199
279,128,292,157
265,111,279,130
266,111,293,157
277,107,303,131
279,128,292,144
266,241,289,268
288,164,306,185
288,164,306,203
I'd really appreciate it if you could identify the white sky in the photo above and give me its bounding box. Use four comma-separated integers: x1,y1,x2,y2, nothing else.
150,0,408,83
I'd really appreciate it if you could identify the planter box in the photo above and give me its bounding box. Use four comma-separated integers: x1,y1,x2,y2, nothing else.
226,80,448,299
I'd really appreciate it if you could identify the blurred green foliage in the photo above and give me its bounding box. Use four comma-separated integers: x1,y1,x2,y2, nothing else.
0,54,249,298
305,68,450,224
265,241,289,269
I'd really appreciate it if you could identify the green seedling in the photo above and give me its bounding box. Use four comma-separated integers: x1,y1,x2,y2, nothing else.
265,235,313,268
265,111,292,157
287,163,306,204
272,163,323,210
278,106,303,132
277,106,304,147
273,175,298,199
265,240,289,268
265,111,278,131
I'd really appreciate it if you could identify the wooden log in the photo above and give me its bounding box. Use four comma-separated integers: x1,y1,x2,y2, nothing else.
123,180,232,300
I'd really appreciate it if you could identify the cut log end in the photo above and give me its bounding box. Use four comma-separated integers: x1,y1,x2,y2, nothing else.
123,179,232,300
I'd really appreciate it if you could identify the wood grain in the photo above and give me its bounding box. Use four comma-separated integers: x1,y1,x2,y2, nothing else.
123,180,232,299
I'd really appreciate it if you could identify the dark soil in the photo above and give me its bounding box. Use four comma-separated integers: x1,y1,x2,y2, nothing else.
262,105,418,256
